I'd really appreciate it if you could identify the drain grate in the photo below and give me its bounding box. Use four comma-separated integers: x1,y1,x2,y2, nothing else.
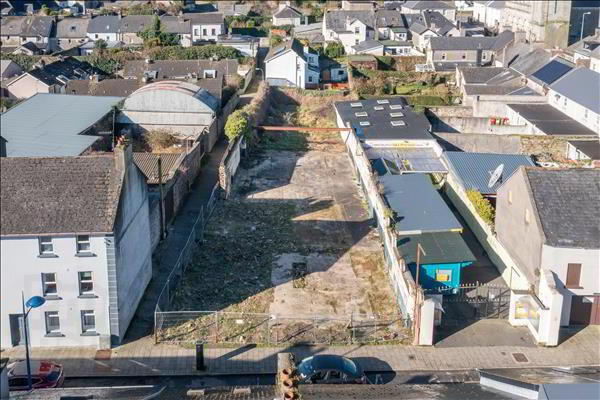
512,352,528,363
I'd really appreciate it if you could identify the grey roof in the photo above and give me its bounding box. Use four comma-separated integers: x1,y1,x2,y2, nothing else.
567,31,600,57
490,30,514,52
458,66,506,84
273,5,302,18
352,39,383,53
529,57,574,86
499,41,533,67
0,59,22,78
334,97,433,141
409,22,429,35
265,38,307,63
87,15,121,33
463,84,522,96
0,93,122,157
381,173,463,234
567,140,600,160
397,231,476,265
380,39,413,46
325,10,375,31
421,10,457,36
0,16,23,36
128,80,219,112
509,48,552,76
485,68,521,85
375,9,405,28
185,12,224,25
55,17,90,38
293,22,322,34
133,152,183,184
443,151,534,195
123,59,238,80
21,16,53,37
506,86,539,95
550,67,600,114
160,15,191,34
429,36,499,50
403,0,455,10
0,155,121,235
118,15,152,33
507,103,598,137
524,168,600,249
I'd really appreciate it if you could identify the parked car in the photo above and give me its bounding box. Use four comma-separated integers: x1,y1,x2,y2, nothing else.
297,355,367,384
7,360,64,391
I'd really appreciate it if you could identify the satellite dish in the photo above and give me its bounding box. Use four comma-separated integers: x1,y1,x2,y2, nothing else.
488,164,504,188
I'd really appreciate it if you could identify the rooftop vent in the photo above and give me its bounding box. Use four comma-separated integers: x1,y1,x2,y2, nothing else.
377,99,390,104
389,104,403,110
374,106,384,110
390,112,404,117
391,120,405,126
355,112,368,117
350,102,363,108
359,121,371,126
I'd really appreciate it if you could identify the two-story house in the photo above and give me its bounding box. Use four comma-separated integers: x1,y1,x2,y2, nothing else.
0,145,153,348
0,16,54,52
323,10,376,54
410,10,459,52
53,17,90,52
427,33,513,71
495,168,600,326
86,15,120,42
401,0,457,22
188,12,225,43
118,15,153,46
272,3,304,27
265,39,319,89
160,15,192,47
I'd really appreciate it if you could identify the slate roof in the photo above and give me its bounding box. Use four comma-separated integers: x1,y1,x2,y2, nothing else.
123,59,238,80
56,17,90,38
186,12,224,25
87,15,121,33
403,0,455,10
265,38,307,63
294,22,322,34
0,16,24,35
463,84,522,96
443,151,534,195
550,67,600,114
325,10,375,31
375,9,405,28
381,173,463,234
334,97,433,141
458,66,506,84
352,39,383,53
160,15,191,34
0,93,122,157
421,10,457,36
529,57,574,86
567,140,600,160
509,48,552,76
118,15,152,33
397,231,476,265
507,103,598,137
0,59,22,79
0,155,122,235
21,16,54,37
490,30,514,52
133,152,183,184
274,5,302,18
429,36,499,50
524,168,600,249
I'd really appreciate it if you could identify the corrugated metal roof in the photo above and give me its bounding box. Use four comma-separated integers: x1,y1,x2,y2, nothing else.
0,93,123,157
397,232,475,265
550,67,600,114
381,173,462,234
443,151,534,195
133,152,184,184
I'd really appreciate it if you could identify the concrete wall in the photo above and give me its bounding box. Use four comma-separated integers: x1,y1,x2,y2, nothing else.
537,270,563,345
541,244,600,326
494,167,542,286
434,132,522,153
0,234,110,348
472,97,548,118
112,155,152,343
430,115,529,134
443,173,530,290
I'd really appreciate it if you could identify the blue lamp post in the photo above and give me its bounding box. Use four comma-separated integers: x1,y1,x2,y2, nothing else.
21,293,45,391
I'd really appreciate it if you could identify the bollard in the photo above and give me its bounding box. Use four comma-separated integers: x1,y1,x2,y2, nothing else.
196,340,205,371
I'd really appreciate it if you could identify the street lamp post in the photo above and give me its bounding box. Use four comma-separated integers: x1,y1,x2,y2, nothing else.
581,12,591,42
21,293,45,391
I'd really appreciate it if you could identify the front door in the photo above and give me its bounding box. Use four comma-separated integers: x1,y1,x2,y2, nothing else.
9,314,25,346
570,295,593,325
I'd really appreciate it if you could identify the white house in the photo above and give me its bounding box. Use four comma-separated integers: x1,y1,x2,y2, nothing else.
401,0,457,22
86,15,120,42
496,168,600,326
473,0,505,30
265,39,320,89
548,67,600,135
0,146,153,348
323,10,375,54
272,3,303,27
188,12,225,43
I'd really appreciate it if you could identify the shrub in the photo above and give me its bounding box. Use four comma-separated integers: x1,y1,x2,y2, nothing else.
145,130,178,151
2,53,40,71
225,110,251,142
467,189,495,226
246,19,256,28
325,42,345,58
146,45,242,61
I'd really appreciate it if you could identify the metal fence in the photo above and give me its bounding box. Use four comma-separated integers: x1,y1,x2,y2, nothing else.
154,311,411,345
154,182,220,322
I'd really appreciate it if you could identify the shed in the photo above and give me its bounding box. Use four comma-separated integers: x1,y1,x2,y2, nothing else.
397,231,475,289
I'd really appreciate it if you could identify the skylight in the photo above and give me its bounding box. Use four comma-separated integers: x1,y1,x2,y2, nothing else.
389,104,403,110
359,121,371,126
355,112,368,117
390,120,405,126
377,99,390,104
350,102,363,108
390,112,404,117
374,106,384,110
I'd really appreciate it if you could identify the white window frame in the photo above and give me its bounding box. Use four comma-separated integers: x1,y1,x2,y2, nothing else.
204,69,216,79
41,273,58,297
390,112,404,117
78,271,94,296
350,102,363,108
76,235,91,253
39,236,54,255
374,106,384,110
45,311,60,334
81,310,96,333
389,104,403,110
359,121,370,126
377,99,389,104
355,112,368,117
391,120,406,126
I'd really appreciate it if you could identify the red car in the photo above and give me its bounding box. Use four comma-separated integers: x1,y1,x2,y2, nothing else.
7,360,64,391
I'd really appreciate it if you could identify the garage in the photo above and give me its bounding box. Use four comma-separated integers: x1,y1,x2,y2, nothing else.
570,295,600,325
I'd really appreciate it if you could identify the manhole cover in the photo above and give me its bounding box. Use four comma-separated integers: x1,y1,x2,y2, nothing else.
95,350,112,360
512,353,528,363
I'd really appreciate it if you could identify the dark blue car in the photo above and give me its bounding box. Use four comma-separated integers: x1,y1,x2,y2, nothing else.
297,355,367,384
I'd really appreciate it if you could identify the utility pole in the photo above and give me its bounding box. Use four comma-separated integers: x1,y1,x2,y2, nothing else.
412,243,426,345
158,156,166,240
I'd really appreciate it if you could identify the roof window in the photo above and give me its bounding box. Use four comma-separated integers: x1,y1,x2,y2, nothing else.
377,99,389,104
390,120,405,126
374,106,384,110
355,112,368,117
390,112,404,117
389,104,403,110
359,121,371,126
350,102,363,108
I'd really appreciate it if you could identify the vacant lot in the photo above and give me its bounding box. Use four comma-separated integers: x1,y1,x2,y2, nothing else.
164,148,406,344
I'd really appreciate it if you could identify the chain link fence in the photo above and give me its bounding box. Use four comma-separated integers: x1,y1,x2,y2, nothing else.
155,311,411,345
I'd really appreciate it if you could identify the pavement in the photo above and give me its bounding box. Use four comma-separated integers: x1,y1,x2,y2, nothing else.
2,326,598,378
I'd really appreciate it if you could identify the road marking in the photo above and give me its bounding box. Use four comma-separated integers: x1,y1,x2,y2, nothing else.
128,359,160,372
93,360,120,372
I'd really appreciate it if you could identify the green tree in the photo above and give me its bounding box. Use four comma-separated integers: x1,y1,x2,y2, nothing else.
138,16,179,47
324,42,345,58
225,110,251,142
270,34,283,47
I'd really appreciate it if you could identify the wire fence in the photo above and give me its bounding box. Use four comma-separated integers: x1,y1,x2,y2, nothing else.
154,311,411,346
154,182,220,322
